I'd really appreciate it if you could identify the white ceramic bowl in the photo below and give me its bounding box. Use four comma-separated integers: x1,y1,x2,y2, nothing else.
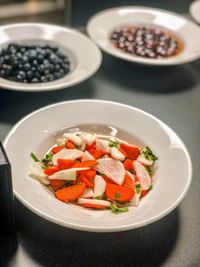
0,23,102,92
87,6,200,65
190,0,200,24
3,100,192,232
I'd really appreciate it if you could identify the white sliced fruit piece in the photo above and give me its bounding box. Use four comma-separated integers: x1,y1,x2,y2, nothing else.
133,161,151,190
125,170,135,182
29,162,49,185
56,138,66,146
111,147,125,161
93,175,106,198
82,150,94,162
81,188,94,198
49,167,89,180
63,133,82,147
79,139,86,151
83,133,96,146
130,193,140,207
78,198,111,207
94,158,125,185
137,153,153,166
96,139,111,152
52,148,83,165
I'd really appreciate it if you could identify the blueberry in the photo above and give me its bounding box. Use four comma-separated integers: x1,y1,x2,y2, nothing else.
38,64,45,73
0,69,6,77
27,49,37,60
31,77,39,83
43,59,50,65
40,76,47,82
44,69,50,75
61,64,70,70
35,72,41,79
20,47,26,53
46,74,54,81
16,52,22,59
24,63,31,71
55,64,60,71
31,67,36,72
18,70,26,79
3,55,11,63
22,55,28,63
12,60,19,69
37,54,44,62
48,64,54,72
49,54,59,64
32,59,38,66
27,70,33,79
54,73,62,79
16,74,23,81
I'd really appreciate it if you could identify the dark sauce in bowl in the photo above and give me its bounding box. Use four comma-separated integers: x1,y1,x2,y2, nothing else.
110,25,184,59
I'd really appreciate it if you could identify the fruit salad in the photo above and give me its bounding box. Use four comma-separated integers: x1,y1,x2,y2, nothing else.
30,132,158,213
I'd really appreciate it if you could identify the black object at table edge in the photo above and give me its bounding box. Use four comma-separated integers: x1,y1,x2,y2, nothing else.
0,141,15,236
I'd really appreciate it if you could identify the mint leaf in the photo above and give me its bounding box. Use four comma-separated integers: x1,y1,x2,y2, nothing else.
109,140,120,148
30,152,40,162
111,203,129,214
114,192,120,198
143,147,158,161
135,184,141,194
41,153,53,168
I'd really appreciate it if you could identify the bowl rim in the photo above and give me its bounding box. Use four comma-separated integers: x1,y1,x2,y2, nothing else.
86,5,200,66
0,22,102,92
3,99,193,232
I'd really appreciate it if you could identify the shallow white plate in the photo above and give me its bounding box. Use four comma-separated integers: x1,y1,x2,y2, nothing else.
4,100,192,232
87,6,200,65
190,0,200,24
0,23,102,92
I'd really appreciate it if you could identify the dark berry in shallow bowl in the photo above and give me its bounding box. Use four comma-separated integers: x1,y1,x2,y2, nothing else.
0,43,70,83
110,25,183,59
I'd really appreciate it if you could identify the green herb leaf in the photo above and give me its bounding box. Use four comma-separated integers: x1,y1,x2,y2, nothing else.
135,184,141,194
109,140,120,148
30,152,40,162
111,203,129,214
41,153,53,168
114,192,120,198
143,147,158,161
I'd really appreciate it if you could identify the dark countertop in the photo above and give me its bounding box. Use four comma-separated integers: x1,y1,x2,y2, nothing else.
0,1,200,266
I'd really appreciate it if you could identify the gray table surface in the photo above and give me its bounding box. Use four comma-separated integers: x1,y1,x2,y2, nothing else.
0,1,200,266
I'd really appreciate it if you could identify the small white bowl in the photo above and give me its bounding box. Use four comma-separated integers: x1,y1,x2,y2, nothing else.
0,23,102,92
3,100,192,232
87,6,200,66
190,0,200,24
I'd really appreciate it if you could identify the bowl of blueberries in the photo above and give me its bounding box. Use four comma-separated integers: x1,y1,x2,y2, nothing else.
87,6,200,65
0,23,102,92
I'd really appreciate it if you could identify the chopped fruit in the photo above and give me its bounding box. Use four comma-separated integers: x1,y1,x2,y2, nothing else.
106,183,135,202
94,158,125,185
55,183,85,202
133,161,151,190
120,143,139,160
30,131,157,213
